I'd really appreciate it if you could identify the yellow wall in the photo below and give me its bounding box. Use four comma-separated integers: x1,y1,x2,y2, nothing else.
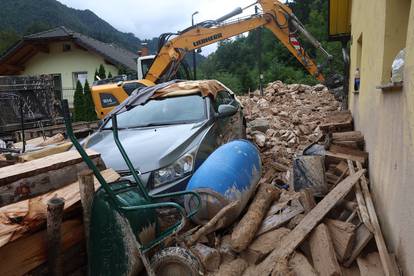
22,41,118,107
349,0,414,274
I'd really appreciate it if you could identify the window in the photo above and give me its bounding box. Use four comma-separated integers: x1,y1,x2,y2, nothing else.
62,44,71,52
214,91,238,111
381,0,411,83
73,72,88,88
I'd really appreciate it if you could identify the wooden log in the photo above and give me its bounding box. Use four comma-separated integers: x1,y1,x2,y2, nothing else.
332,141,363,150
289,251,317,276
0,219,84,276
78,170,94,263
309,223,342,276
218,234,236,263
357,252,385,276
356,162,399,276
231,184,280,252
241,228,290,264
0,152,104,207
248,170,365,276
188,200,239,245
216,258,248,276
325,219,356,262
256,202,304,236
190,243,220,272
347,161,373,232
47,197,65,276
332,131,364,143
344,224,373,267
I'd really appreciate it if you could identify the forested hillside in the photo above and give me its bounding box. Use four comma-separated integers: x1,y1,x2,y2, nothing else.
198,0,345,94
0,0,158,54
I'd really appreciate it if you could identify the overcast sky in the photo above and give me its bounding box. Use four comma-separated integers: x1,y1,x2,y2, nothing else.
57,0,257,55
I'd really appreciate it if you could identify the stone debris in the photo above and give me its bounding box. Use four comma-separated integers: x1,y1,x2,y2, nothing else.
239,81,341,184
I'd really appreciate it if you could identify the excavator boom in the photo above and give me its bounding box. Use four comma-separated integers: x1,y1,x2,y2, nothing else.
145,0,330,83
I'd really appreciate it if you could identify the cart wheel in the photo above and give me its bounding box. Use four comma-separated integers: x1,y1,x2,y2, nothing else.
151,246,202,276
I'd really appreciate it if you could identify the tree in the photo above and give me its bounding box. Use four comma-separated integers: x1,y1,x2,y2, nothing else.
73,81,84,121
98,64,106,79
107,71,113,78
94,69,99,80
83,80,97,121
0,30,20,54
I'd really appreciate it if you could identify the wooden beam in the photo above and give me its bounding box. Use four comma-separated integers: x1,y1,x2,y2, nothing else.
348,160,373,232
356,162,399,276
249,170,365,276
2,63,24,72
332,131,364,143
309,223,342,276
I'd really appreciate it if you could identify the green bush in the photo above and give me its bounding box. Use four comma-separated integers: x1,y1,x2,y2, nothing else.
73,80,84,122
83,80,97,121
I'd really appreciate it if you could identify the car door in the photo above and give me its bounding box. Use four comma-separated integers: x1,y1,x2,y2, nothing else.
213,90,243,145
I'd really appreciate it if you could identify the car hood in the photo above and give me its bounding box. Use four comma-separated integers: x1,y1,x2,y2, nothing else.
86,121,210,173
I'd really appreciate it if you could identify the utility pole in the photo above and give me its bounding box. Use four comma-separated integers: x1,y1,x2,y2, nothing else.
192,11,199,80
255,5,264,96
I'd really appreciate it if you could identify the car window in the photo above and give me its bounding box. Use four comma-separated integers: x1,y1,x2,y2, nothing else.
104,94,206,129
214,91,238,111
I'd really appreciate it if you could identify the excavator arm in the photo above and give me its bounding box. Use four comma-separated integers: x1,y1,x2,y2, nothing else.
145,0,332,84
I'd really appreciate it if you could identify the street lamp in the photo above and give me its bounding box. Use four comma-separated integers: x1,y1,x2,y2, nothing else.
192,11,199,80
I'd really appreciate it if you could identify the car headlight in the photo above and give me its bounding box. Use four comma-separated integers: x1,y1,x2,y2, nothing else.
153,148,197,187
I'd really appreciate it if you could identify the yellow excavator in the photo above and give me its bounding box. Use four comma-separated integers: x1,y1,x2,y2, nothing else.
92,0,335,119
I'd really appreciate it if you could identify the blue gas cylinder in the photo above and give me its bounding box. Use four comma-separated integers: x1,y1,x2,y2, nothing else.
185,140,262,227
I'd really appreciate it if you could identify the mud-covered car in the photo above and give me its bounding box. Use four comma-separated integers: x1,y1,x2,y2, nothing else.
86,80,246,194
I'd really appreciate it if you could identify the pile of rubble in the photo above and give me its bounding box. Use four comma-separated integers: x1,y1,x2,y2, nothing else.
181,82,400,276
239,81,341,183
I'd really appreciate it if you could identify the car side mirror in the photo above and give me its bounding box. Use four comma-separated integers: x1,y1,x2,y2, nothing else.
216,104,237,119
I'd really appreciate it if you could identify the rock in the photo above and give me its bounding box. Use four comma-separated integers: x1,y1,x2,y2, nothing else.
249,118,270,133
254,132,266,147
313,84,326,91
257,98,270,109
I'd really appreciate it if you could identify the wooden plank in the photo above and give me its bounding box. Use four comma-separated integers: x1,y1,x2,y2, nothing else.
249,170,365,276
0,169,119,247
19,142,72,162
241,228,290,264
0,156,105,207
309,223,342,276
332,131,364,143
0,149,99,185
356,162,399,276
326,151,366,165
0,219,84,276
357,252,385,276
330,145,368,160
325,219,356,262
256,202,304,236
289,251,317,276
348,160,373,232
334,161,349,176
344,224,373,267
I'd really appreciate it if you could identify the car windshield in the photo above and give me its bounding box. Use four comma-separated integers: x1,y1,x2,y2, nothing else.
104,94,206,129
